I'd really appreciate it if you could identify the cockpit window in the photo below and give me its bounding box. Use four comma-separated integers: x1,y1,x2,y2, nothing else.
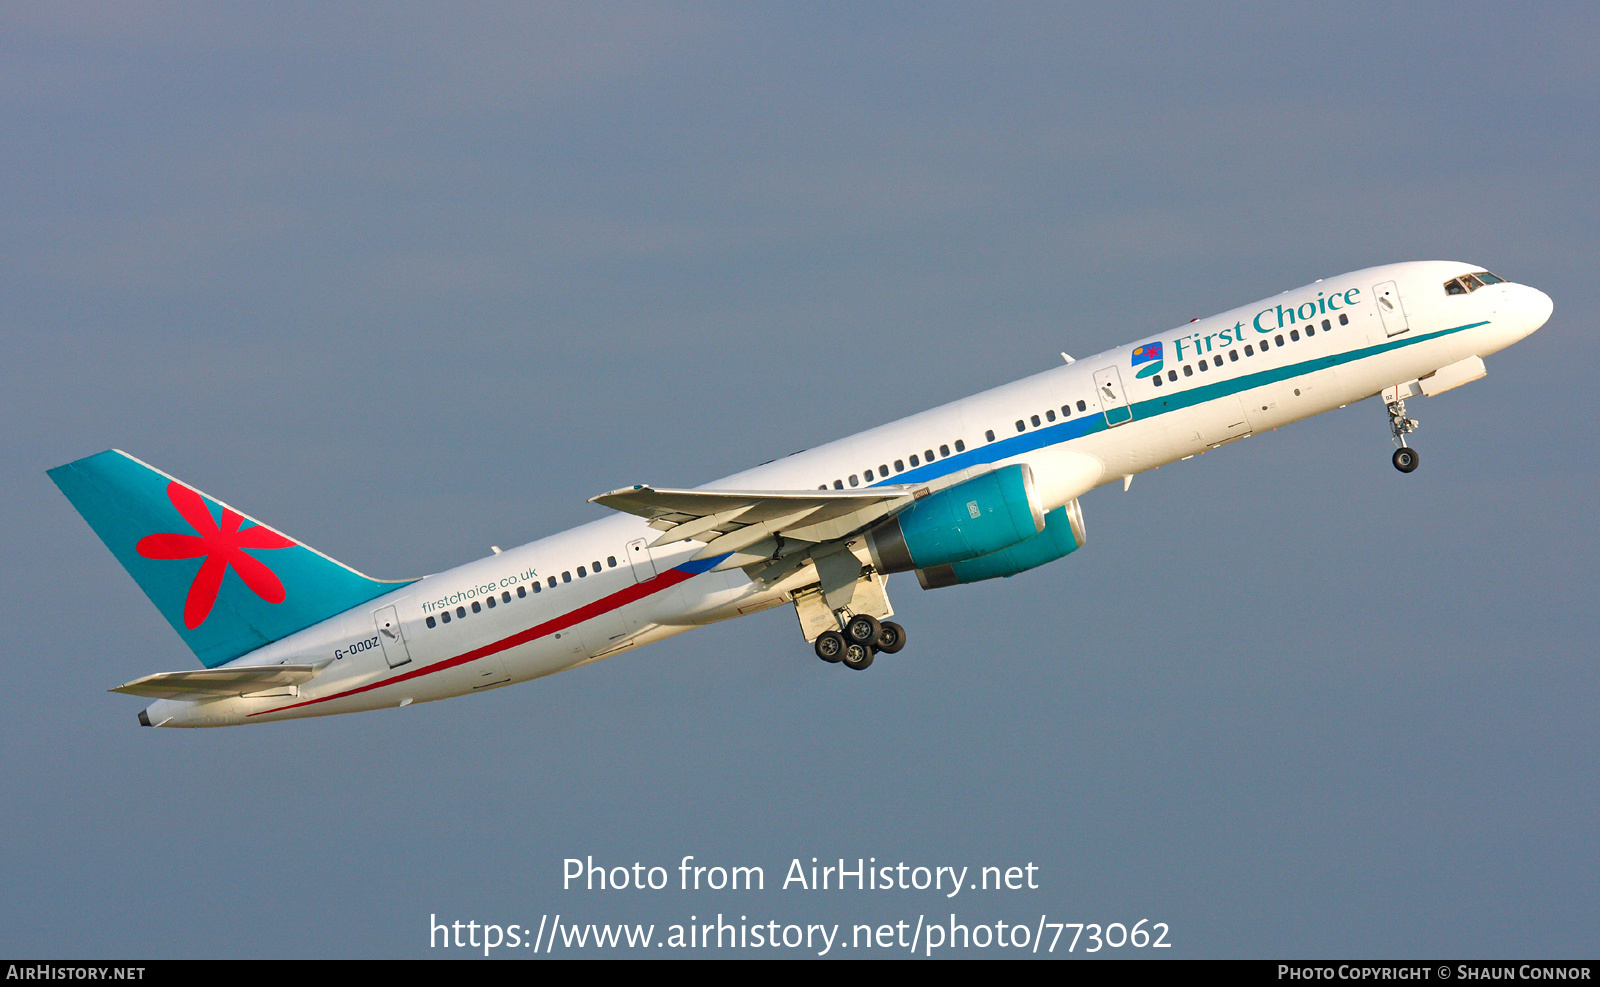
1444,271,1505,295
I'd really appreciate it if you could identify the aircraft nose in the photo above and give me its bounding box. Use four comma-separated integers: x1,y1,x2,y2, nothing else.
1522,285,1554,334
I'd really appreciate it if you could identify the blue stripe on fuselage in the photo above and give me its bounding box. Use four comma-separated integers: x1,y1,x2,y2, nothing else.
674,554,728,575
878,321,1486,488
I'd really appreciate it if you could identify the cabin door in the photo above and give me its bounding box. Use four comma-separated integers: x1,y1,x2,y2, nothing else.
372,604,412,668
1093,366,1133,426
1374,280,1410,336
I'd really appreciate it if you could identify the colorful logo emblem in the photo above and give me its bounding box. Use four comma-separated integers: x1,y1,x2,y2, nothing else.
1132,341,1164,379
135,482,297,628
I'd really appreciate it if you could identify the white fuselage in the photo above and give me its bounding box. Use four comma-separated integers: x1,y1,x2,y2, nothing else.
142,261,1551,726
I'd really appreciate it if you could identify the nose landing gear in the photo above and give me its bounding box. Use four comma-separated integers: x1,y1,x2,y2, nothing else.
1386,396,1421,473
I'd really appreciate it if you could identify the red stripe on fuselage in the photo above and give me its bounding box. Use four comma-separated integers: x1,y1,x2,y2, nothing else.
248,566,697,717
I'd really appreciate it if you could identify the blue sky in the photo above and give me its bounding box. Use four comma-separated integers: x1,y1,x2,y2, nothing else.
3,3,1596,957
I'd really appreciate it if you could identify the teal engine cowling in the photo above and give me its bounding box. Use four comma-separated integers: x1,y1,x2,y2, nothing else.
915,499,1086,589
866,464,1046,574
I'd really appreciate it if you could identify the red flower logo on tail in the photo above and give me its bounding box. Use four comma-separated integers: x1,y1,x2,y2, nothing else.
136,482,297,628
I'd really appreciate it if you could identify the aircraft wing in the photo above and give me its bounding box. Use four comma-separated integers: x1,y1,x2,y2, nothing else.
111,663,325,700
589,484,917,574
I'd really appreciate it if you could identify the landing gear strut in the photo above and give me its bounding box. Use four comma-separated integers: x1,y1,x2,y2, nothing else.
1386,397,1420,473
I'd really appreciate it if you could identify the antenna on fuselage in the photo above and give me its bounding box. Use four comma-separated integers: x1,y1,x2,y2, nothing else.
1060,352,1076,364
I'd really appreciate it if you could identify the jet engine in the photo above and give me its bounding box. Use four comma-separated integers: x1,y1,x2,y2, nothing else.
915,499,1086,588
866,464,1046,574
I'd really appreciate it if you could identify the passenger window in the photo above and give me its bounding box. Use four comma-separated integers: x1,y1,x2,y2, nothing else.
895,459,905,471
456,606,466,618
472,601,481,612
486,596,495,609
1016,420,1026,432
864,469,874,481
924,449,935,461
1229,350,1239,362
1245,344,1254,356
1198,360,1209,372
426,615,437,628
1290,329,1300,341
607,556,617,568
878,464,889,475
1152,375,1163,388
1061,404,1072,417
1305,325,1314,336
984,430,995,443
939,445,950,457
1076,400,1086,412
910,454,920,467
519,585,528,597
562,572,571,583
1321,318,1331,330
1166,370,1177,381
833,480,843,489
849,475,859,487
1338,314,1348,325
1183,365,1193,377
1030,415,1041,427
502,590,511,603
592,561,600,572
441,611,451,623
1045,410,1056,422
578,566,586,577
1275,334,1284,345
954,440,964,452
548,576,557,588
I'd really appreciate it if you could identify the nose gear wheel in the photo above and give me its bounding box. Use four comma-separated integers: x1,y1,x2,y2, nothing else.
1385,398,1421,472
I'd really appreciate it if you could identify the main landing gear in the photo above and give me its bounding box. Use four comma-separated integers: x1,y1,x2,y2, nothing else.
1386,397,1421,473
814,614,908,672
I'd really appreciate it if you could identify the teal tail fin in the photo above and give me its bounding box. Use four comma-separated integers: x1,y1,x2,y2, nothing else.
49,450,415,668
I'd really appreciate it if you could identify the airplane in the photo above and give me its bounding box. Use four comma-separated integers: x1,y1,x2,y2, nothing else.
48,261,1552,728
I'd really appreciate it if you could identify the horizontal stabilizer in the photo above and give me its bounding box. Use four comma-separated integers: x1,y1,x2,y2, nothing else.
111,663,325,700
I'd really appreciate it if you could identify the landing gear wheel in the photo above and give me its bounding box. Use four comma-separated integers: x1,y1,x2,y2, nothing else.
844,614,882,647
874,620,907,655
1392,447,1420,473
841,641,875,670
814,631,845,663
